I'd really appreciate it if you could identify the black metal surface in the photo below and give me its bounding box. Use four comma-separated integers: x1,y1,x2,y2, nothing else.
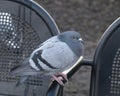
80,59,93,66
90,17,120,96
47,82,64,96
0,0,59,96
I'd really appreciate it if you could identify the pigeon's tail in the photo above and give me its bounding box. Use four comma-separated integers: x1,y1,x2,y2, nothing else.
10,58,41,76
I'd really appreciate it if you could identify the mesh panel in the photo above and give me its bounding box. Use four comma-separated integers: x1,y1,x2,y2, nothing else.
110,48,120,95
0,12,43,85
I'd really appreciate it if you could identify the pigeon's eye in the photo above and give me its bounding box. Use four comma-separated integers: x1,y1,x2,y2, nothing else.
76,37,79,39
72,36,77,39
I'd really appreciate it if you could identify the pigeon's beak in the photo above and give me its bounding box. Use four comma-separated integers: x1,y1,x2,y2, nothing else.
79,38,83,42
79,38,84,44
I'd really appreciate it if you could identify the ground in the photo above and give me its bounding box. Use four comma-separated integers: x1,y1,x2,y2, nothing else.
34,0,120,96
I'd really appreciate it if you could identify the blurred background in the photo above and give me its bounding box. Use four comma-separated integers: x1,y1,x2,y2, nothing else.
34,0,120,96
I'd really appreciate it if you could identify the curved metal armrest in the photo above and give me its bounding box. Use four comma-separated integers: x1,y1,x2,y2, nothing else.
80,59,93,67
46,57,93,96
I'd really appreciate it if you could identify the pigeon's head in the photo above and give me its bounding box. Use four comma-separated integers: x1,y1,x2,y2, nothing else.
58,31,84,57
58,31,83,43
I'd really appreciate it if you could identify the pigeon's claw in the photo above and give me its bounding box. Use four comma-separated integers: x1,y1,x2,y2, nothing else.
52,75,64,86
56,73,68,82
51,73,68,86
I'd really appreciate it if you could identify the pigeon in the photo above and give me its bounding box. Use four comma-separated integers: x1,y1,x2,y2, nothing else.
10,31,84,86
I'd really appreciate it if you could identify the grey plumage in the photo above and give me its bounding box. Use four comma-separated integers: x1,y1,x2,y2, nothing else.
10,31,84,84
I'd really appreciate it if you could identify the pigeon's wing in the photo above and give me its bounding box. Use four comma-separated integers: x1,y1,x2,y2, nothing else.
36,41,79,73
10,37,60,76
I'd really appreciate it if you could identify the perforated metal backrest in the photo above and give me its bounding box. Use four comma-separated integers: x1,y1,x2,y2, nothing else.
0,0,59,96
90,18,120,96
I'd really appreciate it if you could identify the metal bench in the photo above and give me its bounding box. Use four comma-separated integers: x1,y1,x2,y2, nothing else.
0,0,59,96
47,17,120,96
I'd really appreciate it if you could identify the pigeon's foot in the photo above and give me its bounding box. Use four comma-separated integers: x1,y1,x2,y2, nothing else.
56,73,68,82
51,73,68,86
